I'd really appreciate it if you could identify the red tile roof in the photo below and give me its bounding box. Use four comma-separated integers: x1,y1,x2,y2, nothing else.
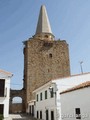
60,81,90,94
0,69,13,76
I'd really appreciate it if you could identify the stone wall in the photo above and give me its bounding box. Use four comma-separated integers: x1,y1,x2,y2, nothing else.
10,103,22,113
23,38,70,107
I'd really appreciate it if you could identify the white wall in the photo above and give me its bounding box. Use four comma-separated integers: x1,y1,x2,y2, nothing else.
34,83,57,120
53,73,90,120
27,100,35,116
34,73,90,120
60,87,90,120
0,77,11,118
53,73,90,105
54,73,90,93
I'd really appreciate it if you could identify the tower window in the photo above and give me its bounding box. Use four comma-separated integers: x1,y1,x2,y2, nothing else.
49,53,52,58
45,35,48,38
48,69,50,72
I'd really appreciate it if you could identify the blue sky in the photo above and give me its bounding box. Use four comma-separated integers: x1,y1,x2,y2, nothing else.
0,0,90,90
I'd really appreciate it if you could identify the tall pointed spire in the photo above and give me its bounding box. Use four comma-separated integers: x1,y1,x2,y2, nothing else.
36,5,52,34
34,5,54,40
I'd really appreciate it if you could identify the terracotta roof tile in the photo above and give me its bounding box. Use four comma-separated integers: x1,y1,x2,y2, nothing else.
60,81,90,94
0,69,13,76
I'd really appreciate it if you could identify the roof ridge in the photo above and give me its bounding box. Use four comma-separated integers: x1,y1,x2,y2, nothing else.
0,69,13,76
60,81,90,94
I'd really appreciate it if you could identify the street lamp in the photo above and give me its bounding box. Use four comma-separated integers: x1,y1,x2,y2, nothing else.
49,86,56,94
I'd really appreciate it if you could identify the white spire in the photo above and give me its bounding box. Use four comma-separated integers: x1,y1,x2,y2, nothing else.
36,5,52,34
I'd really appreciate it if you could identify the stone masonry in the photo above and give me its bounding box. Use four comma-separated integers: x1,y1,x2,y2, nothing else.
23,37,70,109
10,5,70,113
23,5,71,111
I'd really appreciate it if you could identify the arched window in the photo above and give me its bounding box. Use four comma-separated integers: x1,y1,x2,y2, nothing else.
49,53,52,58
45,35,48,38
12,97,22,103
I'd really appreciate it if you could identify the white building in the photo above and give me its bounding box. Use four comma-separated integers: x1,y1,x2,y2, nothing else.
0,69,13,118
60,81,90,120
31,72,90,120
27,100,35,117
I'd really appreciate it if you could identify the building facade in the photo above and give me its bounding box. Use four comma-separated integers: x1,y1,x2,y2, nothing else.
33,82,57,120
29,73,90,120
23,5,70,111
60,81,90,120
0,69,12,118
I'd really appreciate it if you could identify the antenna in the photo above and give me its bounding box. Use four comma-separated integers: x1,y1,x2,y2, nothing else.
79,61,83,74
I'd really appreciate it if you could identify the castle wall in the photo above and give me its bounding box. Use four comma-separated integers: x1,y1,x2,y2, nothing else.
23,38,70,106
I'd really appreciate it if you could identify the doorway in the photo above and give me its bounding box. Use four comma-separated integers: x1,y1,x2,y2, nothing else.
46,110,49,120
51,111,54,120
0,104,4,115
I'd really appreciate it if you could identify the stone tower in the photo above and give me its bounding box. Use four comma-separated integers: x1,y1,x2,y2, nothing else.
23,5,70,109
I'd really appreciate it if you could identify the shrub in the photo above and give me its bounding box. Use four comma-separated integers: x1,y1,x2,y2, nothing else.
0,114,4,120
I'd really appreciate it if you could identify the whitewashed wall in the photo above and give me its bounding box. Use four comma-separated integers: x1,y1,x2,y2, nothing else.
34,73,90,120
53,73,90,120
0,75,11,118
60,87,90,120
34,82,57,120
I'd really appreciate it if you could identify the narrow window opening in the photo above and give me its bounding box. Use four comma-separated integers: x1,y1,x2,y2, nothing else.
37,94,38,101
45,90,47,99
49,53,52,58
46,110,49,120
40,111,42,119
37,111,39,118
51,111,54,120
40,93,42,101
0,79,5,97
51,88,54,98
45,35,48,38
48,69,50,72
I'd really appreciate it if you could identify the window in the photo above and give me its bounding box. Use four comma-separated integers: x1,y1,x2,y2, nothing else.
0,79,5,97
37,94,38,101
46,110,49,120
75,108,81,119
32,105,34,116
5,88,7,97
51,111,54,120
49,53,52,58
0,104,4,114
50,88,54,98
40,111,42,119
48,69,50,72
45,90,47,99
40,92,42,101
29,106,31,115
37,111,39,119
45,35,48,38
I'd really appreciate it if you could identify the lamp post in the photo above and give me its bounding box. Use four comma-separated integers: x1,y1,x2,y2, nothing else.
49,86,56,94
49,86,57,105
